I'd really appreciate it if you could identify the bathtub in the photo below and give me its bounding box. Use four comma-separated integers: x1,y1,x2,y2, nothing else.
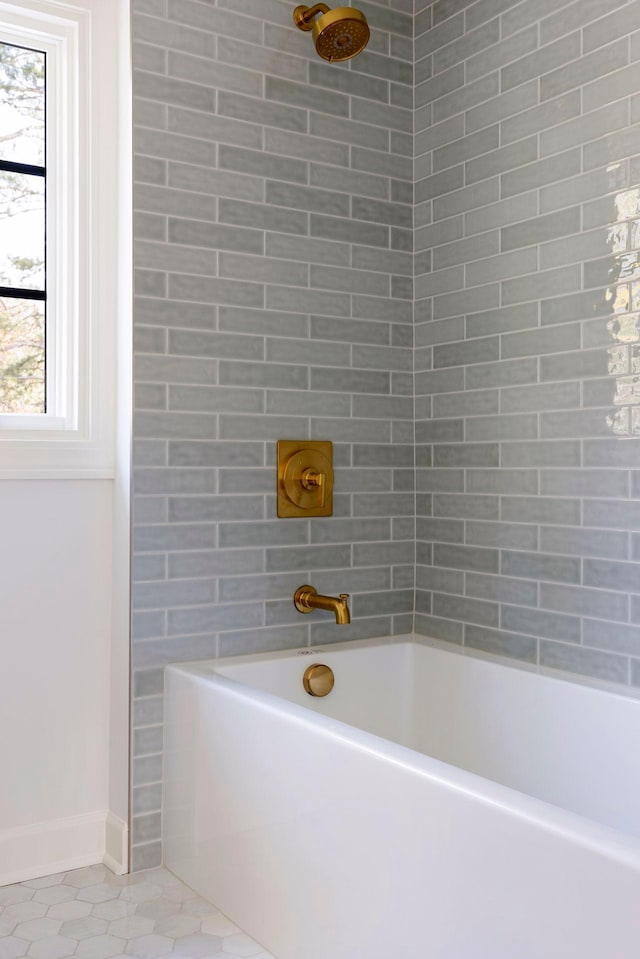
163,636,640,959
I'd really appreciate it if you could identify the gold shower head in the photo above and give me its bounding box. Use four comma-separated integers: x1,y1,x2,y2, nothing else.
293,4,370,62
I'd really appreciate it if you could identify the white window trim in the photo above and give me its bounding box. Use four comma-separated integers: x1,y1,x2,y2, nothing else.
0,0,131,478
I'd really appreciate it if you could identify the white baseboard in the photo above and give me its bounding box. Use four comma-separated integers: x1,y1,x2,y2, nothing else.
0,809,128,887
104,811,128,875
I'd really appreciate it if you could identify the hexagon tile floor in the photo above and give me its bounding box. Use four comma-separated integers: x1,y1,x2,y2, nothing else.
0,864,276,959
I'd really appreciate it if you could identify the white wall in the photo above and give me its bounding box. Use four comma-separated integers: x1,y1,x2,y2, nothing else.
0,481,127,884
0,0,132,886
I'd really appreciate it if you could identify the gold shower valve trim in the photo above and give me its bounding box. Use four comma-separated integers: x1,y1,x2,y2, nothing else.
277,440,334,517
293,5,370,62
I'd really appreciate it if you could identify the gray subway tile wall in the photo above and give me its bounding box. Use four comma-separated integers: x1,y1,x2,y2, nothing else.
132,0,640,871
415,0,640,694
131,0,414,869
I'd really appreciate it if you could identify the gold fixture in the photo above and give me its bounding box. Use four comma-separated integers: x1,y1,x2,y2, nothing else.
294,584,350,624
277,440,334,518
303,663,335,697
293,5,370,62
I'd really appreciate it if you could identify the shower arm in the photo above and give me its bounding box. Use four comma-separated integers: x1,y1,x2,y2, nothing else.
294,4,330,30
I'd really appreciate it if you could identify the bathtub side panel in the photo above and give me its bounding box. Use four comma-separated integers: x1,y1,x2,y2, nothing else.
163,668,200,868
163,673,640,959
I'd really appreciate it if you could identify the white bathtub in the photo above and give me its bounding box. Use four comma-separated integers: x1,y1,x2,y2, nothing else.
163,636,640,959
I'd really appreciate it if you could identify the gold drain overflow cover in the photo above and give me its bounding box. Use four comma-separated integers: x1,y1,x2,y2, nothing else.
303,663,335,697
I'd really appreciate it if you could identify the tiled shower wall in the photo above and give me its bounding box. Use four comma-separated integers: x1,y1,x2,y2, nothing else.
132,0,640,871
131,0,414,869
415,0,640,684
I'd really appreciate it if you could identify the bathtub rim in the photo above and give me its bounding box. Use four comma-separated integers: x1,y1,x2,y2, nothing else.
165,635,640,874
184,632,640,704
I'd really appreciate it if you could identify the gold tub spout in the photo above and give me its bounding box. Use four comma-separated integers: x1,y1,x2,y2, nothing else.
294,585,350,625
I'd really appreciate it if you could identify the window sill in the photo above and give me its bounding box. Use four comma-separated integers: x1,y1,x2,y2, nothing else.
0,468,115,480
0,442,116,479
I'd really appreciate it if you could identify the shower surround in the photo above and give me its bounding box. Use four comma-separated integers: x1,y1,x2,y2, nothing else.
132,0,640,869
131,0,414,870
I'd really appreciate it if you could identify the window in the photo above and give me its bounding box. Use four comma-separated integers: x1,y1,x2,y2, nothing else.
0,41,46,414
0,0,131,477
